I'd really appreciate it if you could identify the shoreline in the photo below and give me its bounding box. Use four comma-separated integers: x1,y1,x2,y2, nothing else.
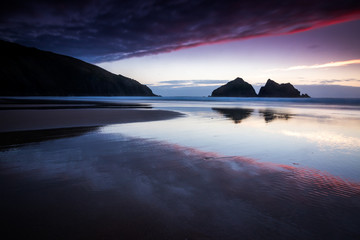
0,97,151,109
0,97,184,132
0,108,183,132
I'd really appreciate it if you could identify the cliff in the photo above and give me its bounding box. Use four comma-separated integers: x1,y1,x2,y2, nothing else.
0,40,156,96
211,78,257,97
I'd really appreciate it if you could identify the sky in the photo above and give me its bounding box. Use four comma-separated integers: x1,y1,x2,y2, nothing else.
1,0,360,97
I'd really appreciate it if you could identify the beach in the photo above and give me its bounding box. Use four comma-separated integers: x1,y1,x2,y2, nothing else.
0,98,183,132
1,97,360,240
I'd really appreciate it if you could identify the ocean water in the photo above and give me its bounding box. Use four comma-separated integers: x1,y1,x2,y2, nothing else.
84,96,360,181
1,96,360,239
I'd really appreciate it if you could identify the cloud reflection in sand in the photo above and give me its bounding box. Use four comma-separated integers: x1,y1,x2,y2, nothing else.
282,130,360,151
1,131,360,239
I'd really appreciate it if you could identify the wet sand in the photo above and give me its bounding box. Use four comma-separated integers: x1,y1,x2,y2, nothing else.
1,97,360,239
0,108,183,132
0,97,183,132
1,131,360,240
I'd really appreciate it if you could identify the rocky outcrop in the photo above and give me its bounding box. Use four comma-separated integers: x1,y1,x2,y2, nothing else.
211,78,257,97
211,78,310,98
258,79,309,98
0,40,156,96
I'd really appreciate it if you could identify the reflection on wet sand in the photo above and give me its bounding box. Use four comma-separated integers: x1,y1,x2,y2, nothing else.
213,107,293,123
212,108,253,123
1,132,359,240
259,109,293,123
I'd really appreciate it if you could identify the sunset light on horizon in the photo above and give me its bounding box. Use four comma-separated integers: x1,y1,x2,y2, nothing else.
98,19,360,96
1,0,360,97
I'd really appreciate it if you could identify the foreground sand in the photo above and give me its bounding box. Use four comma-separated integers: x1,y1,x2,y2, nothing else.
1,98,360,239
1,130,360,239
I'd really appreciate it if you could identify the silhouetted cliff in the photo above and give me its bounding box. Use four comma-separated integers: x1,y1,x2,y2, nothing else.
258,79,309,98
0,40,156,96
211,78,257,97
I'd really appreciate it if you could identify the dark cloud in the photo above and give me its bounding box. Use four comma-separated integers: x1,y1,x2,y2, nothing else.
1,0,360,62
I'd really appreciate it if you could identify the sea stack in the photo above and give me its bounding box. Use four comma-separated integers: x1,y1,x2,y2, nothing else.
211,78,257,97
258,79,310,98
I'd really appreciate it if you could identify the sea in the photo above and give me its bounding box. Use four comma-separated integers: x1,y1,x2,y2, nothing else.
1,96,360,239
54,96,360,180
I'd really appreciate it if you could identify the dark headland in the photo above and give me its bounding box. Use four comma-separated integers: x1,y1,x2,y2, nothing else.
211,78,310,98
0,40,156,96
